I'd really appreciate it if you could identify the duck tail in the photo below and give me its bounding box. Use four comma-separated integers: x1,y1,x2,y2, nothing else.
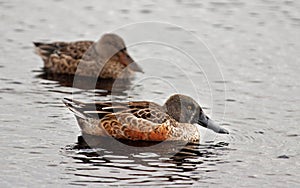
33,42,58,61
62,98,87,120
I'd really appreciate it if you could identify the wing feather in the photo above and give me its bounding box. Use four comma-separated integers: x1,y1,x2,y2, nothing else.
63,98,174,141
34,41,94,61
100,113,171,141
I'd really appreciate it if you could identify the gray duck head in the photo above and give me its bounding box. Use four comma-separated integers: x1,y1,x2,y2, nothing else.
95,33,143,73
163,94,229,134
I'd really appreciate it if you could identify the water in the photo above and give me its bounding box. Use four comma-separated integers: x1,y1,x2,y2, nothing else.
1,0,299,187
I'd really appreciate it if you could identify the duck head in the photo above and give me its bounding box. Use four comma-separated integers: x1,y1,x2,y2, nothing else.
164,94,229,134
95,33,143,73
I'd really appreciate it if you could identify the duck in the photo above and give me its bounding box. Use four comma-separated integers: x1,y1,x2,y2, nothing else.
33,33,143,79
63,94,229,143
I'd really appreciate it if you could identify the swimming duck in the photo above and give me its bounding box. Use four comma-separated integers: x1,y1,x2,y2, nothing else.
34,33,143,79
63,94,229,142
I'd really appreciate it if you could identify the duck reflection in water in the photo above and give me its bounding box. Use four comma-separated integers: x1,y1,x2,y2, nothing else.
63,134,229,185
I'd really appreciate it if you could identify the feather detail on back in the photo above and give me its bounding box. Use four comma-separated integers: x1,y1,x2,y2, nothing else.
34,41,93,62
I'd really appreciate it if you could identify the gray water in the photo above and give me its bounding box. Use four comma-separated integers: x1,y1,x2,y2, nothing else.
1,0,299,187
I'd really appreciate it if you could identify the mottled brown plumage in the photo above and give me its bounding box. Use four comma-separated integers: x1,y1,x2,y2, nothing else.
34,33,143,79
63,94,229,143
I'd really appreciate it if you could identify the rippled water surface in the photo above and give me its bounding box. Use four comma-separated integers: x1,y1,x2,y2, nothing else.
1,0,299,187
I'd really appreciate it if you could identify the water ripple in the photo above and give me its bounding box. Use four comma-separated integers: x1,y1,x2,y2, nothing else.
61,136,230,186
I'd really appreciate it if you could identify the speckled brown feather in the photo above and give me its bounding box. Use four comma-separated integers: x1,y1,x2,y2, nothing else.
34,41,92,72
63,98,200,142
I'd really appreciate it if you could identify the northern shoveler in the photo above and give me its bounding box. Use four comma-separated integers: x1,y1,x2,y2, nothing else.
63,94,229,142
33,33,143,79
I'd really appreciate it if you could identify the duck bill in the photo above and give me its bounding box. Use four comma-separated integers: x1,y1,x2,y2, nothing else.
198,113,229,134
119,50,144,73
